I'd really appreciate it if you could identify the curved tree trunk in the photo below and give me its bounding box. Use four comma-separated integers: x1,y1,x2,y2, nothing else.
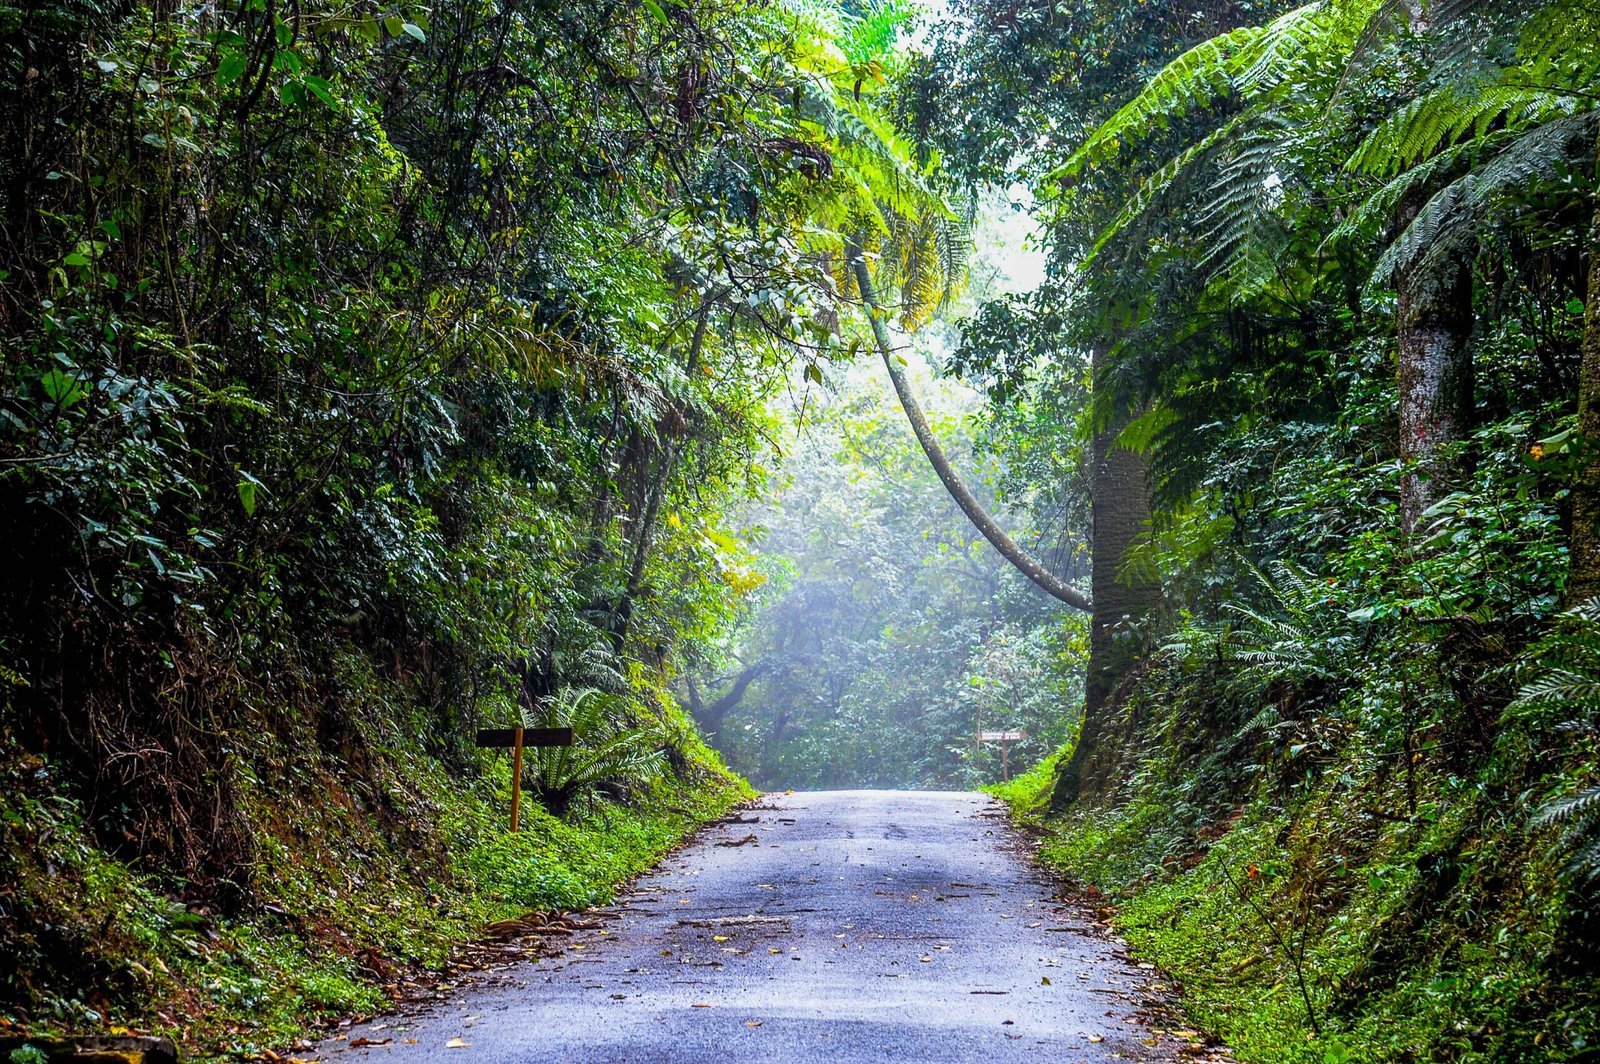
849,252,1091,613
687,661,769,744
1051,344,1159,811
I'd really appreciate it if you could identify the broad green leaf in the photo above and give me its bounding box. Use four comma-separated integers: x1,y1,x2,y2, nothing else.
217,52,248,84
39,369,86,409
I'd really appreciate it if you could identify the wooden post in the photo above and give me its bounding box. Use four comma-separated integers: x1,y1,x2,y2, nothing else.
977,730,1026,784
510,726,525,833
476,725,573,832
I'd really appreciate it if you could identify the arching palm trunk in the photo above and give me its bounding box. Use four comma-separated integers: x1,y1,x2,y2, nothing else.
849,251,1091,613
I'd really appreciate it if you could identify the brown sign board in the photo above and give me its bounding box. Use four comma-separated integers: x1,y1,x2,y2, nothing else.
476,727,575,748
977,730,1026,742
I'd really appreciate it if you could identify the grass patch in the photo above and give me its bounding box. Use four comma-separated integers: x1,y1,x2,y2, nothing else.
0,692,752,1059
996,734,1600,1063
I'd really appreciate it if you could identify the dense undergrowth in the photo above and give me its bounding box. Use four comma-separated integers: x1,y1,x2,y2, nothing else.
995,638,1600,1063
0,678,748,1056
0,0,908,1053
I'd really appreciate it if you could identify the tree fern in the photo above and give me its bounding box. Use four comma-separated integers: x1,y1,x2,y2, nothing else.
524,687,667,816
1367,110,1599,291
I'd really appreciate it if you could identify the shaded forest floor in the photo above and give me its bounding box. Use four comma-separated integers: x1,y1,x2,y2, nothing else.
993,730,1600,1063
0,710,750,1059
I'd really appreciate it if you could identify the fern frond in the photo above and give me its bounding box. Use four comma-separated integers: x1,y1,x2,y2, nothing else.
1078,119,1240,272
1511,670,1600,714
1052,22,1278,180
1323,135,1485,250
1348,80,1580,178
1532,787,1600,829
1369,110,1598,289
1563,835,1600,883
1239,0,1380,94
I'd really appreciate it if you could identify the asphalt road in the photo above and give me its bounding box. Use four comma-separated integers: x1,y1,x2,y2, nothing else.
316,791,1211,1063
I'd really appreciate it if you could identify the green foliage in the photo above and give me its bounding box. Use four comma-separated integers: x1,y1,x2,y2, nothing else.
0,0,879,1048
1515,601,1600,885
524,687,668,817
0,711,750,1054
695,354,1088,789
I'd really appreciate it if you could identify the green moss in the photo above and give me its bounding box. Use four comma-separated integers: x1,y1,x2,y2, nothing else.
984,746,1062,820
0,690,753,1060
1001,725,1600,1063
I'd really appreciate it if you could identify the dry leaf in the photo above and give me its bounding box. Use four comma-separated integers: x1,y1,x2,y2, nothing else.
691,1003,712,1008
745,1021,763,1028
1087,1035,1104,1043
713,935,730,942
445,1038,471,1049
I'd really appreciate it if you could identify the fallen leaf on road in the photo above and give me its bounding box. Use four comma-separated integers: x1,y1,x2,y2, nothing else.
348,1037,391,1047
717,834,759,847
1041,977,1052,985
445,1038,471,1049
745,1021,763,1028
1087,1034,1104,1043
713,935,730,942
692,1003,712,1008
769,948,782,954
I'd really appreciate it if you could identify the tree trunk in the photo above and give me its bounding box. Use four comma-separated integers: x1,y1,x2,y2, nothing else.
687,661,768,744
1396,201,1475,535
1569,133,1600,603
1051,345,1159,811
849,251,1091,613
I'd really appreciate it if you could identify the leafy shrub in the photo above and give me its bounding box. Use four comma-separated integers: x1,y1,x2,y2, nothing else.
1514,600,1600,886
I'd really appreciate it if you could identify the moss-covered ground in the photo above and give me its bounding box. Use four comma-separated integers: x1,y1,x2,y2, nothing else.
991,733,1600,1062
0,692,751,1060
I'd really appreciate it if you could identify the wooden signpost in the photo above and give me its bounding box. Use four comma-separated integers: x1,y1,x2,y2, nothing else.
976,729,1027,781
476,726,574,831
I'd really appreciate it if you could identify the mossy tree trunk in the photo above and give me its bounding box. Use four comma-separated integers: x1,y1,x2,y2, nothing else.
1051,344,1159,811
1396,199,1475,536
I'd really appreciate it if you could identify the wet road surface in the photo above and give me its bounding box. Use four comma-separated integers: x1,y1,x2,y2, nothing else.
316,791,1212,1062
